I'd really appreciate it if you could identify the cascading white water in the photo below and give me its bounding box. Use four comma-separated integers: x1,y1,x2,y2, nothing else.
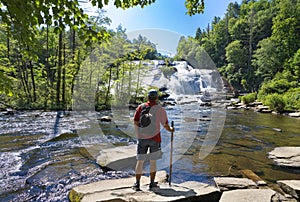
167,61,208,95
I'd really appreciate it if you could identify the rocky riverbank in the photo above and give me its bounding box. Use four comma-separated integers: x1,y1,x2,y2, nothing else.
225,99,300,118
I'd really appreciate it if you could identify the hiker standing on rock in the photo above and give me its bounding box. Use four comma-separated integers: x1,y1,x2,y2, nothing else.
133,89,174,191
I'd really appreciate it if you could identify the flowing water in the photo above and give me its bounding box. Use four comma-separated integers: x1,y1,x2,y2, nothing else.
0,106,299,201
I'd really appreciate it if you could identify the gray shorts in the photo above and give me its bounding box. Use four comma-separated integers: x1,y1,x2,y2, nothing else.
137,139,162,161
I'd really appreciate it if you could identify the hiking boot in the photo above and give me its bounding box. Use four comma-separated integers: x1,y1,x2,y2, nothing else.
149,182,159,190
132,182,141,191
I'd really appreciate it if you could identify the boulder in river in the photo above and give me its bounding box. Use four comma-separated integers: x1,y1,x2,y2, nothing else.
268,147,300,168
97,144,137,171
99,116,112,122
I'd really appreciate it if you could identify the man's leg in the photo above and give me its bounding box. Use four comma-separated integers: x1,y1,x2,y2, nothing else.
135,160,144,183
149,160,156,183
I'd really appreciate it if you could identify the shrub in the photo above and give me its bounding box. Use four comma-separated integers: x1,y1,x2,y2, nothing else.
262,93,285,113
258,78,293,96
241,92,257,104
283,87,300,111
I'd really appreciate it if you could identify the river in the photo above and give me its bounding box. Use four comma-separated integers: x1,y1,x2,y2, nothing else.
0,106,300,201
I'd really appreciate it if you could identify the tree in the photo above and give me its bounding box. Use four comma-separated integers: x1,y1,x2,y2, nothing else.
252,38,280,83
225,40,248,91
271,0,300,66
0,0,205,47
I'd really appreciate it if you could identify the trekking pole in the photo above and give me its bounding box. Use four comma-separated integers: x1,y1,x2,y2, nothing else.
169,121,174,186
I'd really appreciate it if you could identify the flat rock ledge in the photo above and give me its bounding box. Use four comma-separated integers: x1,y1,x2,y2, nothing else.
268,147,300,168
219,189,276,202
72,145,300,201
69,174,300,202
69,171,221,202
214,177,258,191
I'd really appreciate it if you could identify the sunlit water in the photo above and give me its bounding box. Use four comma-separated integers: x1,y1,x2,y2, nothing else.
0,107,299,201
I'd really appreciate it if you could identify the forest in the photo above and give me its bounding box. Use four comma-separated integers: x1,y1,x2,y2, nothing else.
177,0,300,112
0,0,299,113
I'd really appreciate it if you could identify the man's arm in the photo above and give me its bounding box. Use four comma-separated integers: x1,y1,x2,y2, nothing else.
134,120,139,135
164,123,174,133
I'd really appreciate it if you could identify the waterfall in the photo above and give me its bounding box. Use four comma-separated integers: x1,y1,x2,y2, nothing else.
167,61,208,95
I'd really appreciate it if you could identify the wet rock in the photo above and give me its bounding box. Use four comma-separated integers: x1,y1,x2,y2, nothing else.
271,192,298,202
99,116,112,122
277,180,300,200
272,128,282,132
255,105,270,112
214,177,257,191
268,147,300,168
288,112,300,118
226,106,238,110
5,108,15,115
69,171,221,202
261,109,272,113
219,189,276,202
96,144,137,171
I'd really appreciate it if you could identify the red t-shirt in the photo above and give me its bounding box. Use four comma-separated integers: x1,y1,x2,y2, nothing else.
134,101,168,142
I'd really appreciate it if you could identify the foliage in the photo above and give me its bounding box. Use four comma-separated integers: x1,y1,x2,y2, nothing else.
185,0,205,16
240,92,257,105
283,88,300,111
262,93,285,113
258,75,297,98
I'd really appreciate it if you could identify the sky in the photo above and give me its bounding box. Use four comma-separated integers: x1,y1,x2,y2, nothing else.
87,0,241,55
104,0,240,37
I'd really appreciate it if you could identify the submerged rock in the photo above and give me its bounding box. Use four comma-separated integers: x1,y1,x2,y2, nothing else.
268,147,300,168
240,169,267,186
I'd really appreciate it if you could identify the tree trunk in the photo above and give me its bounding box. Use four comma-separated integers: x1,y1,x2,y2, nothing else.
72,18,76,58
62,43,66,108
29,60,36,102
71,50,80,95
56,31,63,106
6,27,10,60
135,61,141,100
104,64,113,107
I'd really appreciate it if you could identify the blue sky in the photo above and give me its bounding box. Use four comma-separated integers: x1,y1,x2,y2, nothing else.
104,0,240,37
94,0,241,55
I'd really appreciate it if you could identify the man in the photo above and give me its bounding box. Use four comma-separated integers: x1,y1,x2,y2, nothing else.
132,89,174,191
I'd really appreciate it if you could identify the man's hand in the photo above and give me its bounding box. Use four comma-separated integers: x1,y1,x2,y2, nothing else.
164,123,174,133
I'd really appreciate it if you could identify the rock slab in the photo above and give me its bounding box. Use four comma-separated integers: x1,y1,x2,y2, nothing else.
214,177,257,191
277,180,300,200
69,171,221,202
219,189,276,202
268,147,300,168
96,144,137,171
